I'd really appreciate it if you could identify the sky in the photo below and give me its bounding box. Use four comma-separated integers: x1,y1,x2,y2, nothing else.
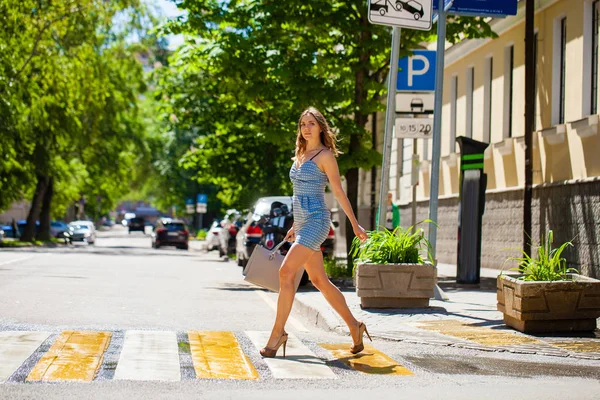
152,0,186,49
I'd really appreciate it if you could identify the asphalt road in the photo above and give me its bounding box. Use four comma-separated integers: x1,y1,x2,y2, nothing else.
0,226,599,399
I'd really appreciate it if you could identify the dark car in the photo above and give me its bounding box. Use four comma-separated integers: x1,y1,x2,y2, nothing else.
395,0,424,20
151,219,189,250
128,217,146,234
370,0,389,16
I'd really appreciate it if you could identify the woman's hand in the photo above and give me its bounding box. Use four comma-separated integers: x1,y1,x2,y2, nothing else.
354,224,368,242
284,226,296,242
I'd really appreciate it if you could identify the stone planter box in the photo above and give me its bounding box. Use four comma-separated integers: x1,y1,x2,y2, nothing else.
356,263,436,308
497,274,600,333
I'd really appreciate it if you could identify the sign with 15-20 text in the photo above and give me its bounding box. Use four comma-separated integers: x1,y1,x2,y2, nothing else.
368,0,434,31
397,50,436,92
395,117,433,139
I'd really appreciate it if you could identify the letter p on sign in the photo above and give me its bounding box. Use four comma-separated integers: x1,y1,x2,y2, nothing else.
397,50,436,92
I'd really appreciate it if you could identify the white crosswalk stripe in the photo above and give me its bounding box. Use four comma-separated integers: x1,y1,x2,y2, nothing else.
245,331,337,379
0,331,51,383
113,330,180,381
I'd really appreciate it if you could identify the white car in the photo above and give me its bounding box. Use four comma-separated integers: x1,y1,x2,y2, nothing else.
68,220,96,244
206,220,222,251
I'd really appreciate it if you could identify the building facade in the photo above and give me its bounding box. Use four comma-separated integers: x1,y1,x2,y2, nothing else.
346,0,600,277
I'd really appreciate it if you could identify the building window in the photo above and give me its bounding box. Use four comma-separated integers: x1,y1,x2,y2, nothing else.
593,1,599,115
450,75,458,152
559,18,567,124
484,57,493,143
504,45,514,138
466,67,474,139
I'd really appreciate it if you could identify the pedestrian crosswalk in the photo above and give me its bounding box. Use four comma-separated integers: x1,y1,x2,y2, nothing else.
0,330,413,383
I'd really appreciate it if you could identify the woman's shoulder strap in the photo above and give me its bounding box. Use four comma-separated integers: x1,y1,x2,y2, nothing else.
309,149,325,161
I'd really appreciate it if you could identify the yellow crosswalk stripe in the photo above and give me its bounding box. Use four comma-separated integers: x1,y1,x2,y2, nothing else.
188,331,259,380
26,331,111,382
320,344,414,376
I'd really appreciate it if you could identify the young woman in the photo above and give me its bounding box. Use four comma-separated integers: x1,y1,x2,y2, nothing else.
260,107,371,358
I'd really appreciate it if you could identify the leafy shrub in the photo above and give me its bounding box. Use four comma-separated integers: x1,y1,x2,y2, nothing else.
350,222,434,265
196,229,207,240
507,230,578,281
324,257,353,279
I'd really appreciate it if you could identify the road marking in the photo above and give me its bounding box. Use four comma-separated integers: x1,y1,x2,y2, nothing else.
255,291,309,332
246,331,336,379
415,320,542,346
321,343,414,376
27,331,111,382
0,331,51,383
0,256,36,266
113,331,180,381
188,331,259,380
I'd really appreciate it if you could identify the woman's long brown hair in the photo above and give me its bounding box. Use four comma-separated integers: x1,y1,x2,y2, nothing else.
295,107,340,161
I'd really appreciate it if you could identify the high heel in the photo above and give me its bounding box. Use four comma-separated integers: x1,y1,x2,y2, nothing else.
350,322,372,354
260,332,289,358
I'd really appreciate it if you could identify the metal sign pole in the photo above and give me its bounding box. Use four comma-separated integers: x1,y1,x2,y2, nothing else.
427,0,447,259
376,26,402,230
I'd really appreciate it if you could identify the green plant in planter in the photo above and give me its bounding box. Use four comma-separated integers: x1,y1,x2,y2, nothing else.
350,221,434,266
507,230,578,281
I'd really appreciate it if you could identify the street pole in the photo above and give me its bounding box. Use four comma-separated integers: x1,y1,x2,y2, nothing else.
523,0,535,257
376,26,401,230
427,0,447,260
411,138,418,231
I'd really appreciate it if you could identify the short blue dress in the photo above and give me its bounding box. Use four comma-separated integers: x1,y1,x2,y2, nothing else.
290,150,331,251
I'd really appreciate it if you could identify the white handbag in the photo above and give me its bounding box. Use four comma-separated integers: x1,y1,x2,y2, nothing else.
243,241,304,292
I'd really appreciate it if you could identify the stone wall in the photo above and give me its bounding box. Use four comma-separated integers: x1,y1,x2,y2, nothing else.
399,178,600,278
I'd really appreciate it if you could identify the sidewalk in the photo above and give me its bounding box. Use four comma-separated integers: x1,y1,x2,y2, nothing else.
293,264,600,360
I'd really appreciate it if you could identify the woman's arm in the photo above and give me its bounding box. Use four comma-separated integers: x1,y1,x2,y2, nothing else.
320,151,367,239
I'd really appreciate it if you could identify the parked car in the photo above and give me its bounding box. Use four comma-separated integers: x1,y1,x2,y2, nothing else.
218,209,243,258
50,221,70,238
128,217,146,234
236,196,293,268
395,0,424,20
151,219,189,250
206,220,222,252
68,221,96,244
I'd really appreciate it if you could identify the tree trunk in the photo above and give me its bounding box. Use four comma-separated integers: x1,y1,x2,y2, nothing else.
37,177,54,241
20,175,49,242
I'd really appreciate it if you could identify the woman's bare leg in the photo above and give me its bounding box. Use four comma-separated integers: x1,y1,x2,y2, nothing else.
303,251,362,344
265,243,316,348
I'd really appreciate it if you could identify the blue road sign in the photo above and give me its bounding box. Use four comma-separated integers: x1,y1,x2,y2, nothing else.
397,50,437,92
185,198,193,205
196,194,208,205
434,0,517,16
433,0,454,12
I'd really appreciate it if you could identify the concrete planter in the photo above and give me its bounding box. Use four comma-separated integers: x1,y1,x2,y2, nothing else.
497,274,600,333
355,263,436,308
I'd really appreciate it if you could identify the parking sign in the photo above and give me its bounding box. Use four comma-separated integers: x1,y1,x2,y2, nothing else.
368,0,434,31
397,50,436,92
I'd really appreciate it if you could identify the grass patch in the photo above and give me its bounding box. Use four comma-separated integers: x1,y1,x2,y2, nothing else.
178,341,191,353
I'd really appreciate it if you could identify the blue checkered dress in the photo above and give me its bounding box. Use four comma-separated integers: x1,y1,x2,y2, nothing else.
290,152,330,251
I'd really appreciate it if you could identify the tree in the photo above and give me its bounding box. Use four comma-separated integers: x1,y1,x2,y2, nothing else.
0,0,156,241
159,0,496,265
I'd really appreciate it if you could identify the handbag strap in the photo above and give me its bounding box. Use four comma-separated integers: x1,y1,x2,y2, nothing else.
269,240,287,259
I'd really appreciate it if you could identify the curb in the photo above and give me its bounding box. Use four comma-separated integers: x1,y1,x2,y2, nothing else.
293,295,347,336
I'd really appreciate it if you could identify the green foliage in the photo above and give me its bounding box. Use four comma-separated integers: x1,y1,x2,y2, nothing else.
154,0,497,213
507,230,578,281
324,256,353,279
350,222,434,266
196,229,207,240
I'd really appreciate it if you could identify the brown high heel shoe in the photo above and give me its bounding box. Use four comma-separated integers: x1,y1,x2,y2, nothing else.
260,332,289,358
350,322,372,354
